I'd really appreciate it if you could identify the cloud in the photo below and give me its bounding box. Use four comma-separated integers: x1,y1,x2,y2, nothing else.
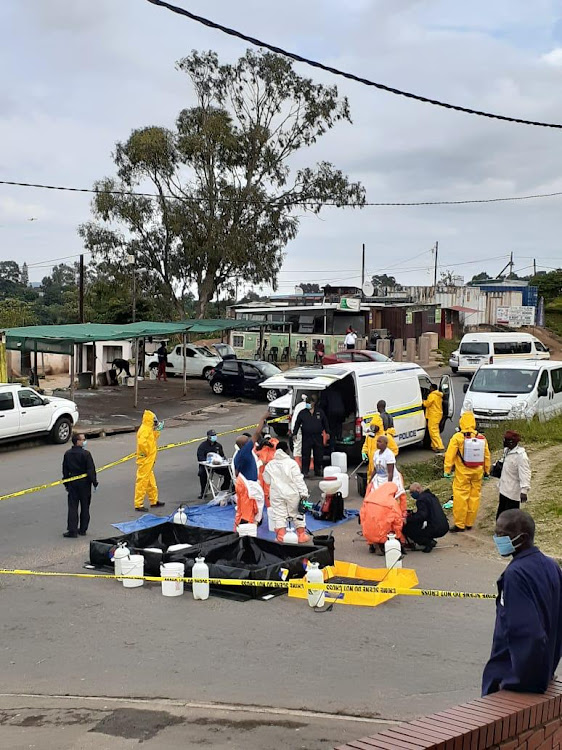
2,0,562,286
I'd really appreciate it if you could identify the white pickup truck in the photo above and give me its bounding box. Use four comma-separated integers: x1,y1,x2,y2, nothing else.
145,344,221,379
0,384,79,444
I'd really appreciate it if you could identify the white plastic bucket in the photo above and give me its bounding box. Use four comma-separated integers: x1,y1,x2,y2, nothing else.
338,473,349,499
323,465,341,477
126,377,135,388
330,452,348,474
160,562,185,597
121,555,144,588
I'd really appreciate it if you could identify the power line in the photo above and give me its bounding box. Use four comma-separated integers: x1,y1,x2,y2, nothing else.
3,178,562,208
145,0,562,130
27,252,90,268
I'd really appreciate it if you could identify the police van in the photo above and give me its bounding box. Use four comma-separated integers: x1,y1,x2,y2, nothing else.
261,362,454,456
457,332,550,376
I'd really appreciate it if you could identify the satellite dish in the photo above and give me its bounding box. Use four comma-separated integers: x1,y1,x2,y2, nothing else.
362,281,374,297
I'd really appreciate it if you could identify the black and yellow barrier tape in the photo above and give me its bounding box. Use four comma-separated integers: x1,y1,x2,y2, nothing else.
0,568,497,599
0,416,286,503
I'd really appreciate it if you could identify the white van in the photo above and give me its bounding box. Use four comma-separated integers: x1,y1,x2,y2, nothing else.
457,332,550,376
261,362,454,455
461,360,562,425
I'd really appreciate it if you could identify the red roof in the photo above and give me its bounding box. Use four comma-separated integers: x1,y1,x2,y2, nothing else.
446,305,479,313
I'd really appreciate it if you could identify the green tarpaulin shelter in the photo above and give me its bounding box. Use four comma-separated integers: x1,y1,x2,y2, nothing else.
3,319,265,404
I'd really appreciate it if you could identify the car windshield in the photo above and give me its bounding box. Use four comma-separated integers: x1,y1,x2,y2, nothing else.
460,342,489,355
470,368,539,394
369,352,389,362
254,362,282,377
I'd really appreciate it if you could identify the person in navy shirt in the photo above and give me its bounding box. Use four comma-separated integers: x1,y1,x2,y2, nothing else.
482,509,562,695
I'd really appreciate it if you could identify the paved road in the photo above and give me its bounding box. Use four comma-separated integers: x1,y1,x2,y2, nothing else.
0,385,504,749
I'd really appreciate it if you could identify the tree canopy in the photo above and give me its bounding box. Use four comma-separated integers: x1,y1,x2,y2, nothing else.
79,49,365,317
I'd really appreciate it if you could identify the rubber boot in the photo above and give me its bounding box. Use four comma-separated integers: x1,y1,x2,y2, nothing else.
296,528,311,544
275,528,286,543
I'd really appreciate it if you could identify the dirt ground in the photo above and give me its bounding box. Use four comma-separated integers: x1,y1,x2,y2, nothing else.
523,325,562,360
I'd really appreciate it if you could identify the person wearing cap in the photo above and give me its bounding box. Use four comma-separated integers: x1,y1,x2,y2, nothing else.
496,431,531,519
197,429,230,499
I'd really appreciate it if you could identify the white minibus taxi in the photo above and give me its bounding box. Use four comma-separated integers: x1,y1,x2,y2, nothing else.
461,360,562,426
457,332,549,376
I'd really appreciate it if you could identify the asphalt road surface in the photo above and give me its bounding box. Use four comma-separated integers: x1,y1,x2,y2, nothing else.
0,383,504,749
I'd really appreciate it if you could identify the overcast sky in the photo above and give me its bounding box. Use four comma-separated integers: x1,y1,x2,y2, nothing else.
1,0,562,290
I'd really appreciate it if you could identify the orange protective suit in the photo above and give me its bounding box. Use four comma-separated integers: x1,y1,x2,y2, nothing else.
360,481,404,545
255,438,278,508
234,474,265,528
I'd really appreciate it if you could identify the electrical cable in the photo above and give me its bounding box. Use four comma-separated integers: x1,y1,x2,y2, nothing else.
3,179,562,208
145,0,562,130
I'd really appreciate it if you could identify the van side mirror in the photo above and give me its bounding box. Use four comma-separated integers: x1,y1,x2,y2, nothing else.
538,386,548,398
463,383,469,393
42,397,50,405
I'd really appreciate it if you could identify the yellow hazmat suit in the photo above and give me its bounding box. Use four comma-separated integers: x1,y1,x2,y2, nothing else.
134,409,160,509
444,412,491,530
362,414,399,482
423,389,444,451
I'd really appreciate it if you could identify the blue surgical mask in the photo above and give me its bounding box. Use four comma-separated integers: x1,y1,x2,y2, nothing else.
493,533,523,557
209,435,217,442
305,403,312,410
82,440,88,448
410,490,420,500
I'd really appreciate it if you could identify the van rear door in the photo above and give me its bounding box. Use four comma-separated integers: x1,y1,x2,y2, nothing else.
459,341,490,373
438,374,455,431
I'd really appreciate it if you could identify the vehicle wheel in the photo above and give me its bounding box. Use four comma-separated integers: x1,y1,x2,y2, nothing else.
265,388,279,402
451,367,458,374
273,424,289,437
51,417,72,444
202,367,214,381
212,380,224,395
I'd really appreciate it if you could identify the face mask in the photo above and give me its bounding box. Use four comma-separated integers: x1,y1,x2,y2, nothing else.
503,440,517,450
410,490,420,500
82,440,88,448
305,403,312,410
209,435,217,442
493,533,523,557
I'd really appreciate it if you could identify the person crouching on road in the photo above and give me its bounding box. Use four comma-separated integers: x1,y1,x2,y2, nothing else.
196,429,231,500
496,430,531,519
423,383,445,453
134,410,166,512
263,441,311,544
443,412,491,532
62,432,98,538
403,483,449,552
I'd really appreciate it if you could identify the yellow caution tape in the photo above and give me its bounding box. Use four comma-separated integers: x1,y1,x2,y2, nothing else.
0,416,285,503
0,568,497,599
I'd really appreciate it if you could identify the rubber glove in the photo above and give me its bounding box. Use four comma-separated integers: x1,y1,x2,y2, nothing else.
361,452,368,461
93,485,98,493
483,474,490,481
443,472,454,479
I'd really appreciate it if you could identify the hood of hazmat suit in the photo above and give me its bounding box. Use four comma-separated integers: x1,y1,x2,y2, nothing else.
360,481,404,545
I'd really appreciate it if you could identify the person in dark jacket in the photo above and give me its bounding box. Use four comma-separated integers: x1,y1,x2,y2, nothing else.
293,397,329,477
403,483,449,552
377,400,394,431
196,429,231,499
62,433,98,538
482,509,562,696
321,386,346,450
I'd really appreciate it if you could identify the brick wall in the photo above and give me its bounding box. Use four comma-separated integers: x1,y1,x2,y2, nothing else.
335,678,562,750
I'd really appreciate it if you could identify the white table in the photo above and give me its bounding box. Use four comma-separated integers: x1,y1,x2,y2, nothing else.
198,459,235,501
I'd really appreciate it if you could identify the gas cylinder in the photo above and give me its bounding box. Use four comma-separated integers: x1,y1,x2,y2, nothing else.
192,556,210,600
384,533,402,570
306,562,325,608
172,505,188,525
111,542,130,578
283,520,298,545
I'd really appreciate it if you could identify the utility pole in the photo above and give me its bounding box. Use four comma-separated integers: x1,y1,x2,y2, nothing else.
433,241,439,287
131,254,137,323
533,258,537,277
509,251,514,277
361,243,365,289
78,254,84,372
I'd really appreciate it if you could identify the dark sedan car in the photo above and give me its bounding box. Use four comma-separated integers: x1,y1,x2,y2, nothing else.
209,360,285,401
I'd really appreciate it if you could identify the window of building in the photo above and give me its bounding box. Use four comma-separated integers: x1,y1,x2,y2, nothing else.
103,345,123,364
426,308,435,324
232,334,244,348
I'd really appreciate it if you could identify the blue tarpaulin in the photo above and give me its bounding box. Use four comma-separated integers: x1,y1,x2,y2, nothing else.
113,505,359,539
